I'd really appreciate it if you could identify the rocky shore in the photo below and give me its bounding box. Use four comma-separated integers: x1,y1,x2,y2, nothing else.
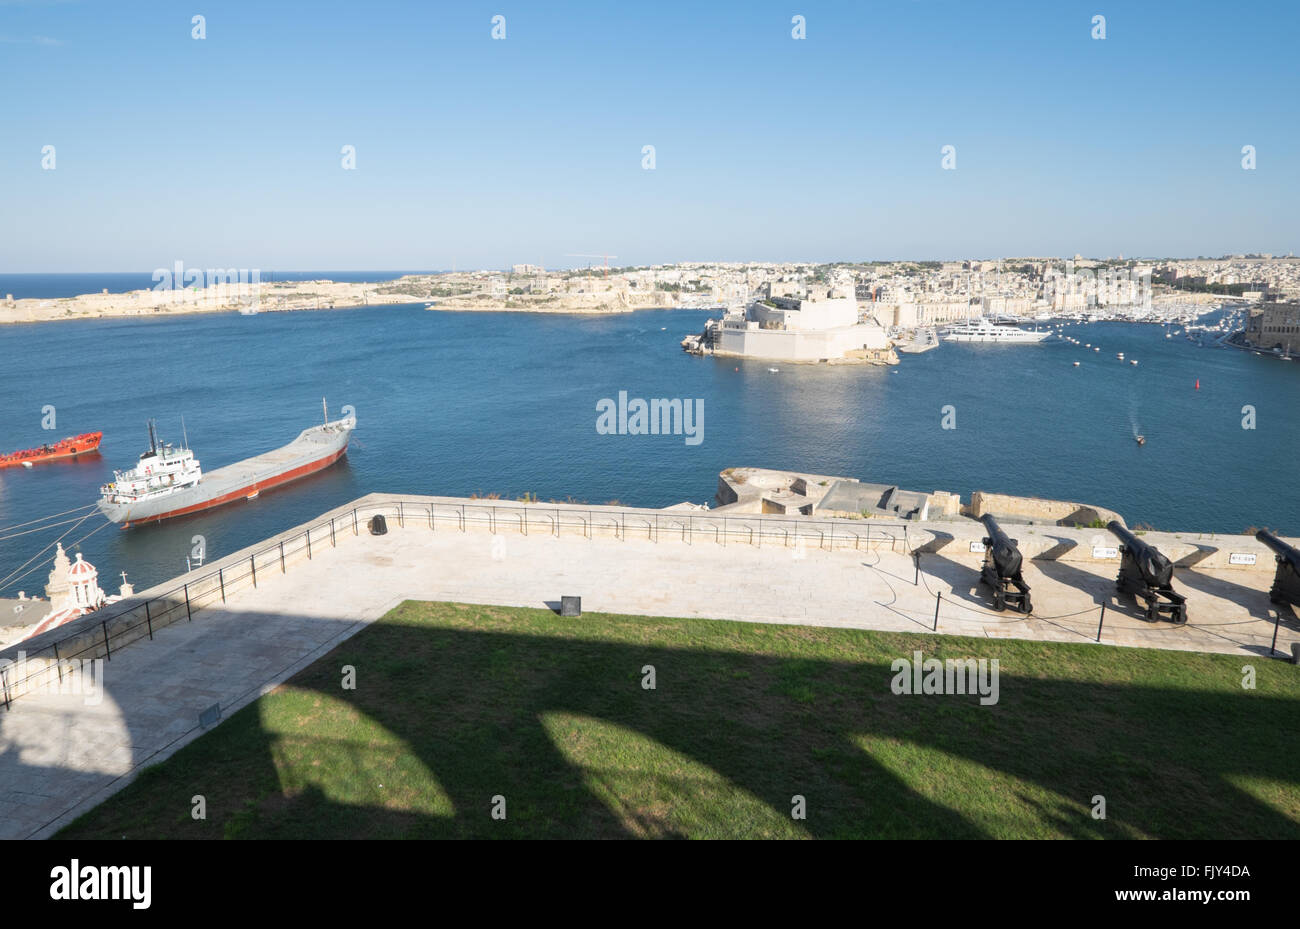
0,272,684,325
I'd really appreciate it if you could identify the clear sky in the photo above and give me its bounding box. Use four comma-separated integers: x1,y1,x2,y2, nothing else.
1,0,1297,271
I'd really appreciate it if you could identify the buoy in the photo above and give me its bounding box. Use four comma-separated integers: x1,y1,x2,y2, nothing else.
1195,379,1200,390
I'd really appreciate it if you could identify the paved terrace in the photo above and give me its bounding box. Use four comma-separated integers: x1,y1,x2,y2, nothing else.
1,493,1297,839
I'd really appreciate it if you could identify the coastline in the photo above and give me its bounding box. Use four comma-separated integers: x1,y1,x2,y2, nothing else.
0,272,684,325
0,277,423,326
0,269,1240,328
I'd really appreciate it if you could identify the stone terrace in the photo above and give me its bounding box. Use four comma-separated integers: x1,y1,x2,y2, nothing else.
1,493,1296,839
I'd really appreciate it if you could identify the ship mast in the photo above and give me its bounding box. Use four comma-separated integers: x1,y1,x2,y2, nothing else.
147,419,158,454
322,397,328,424
181,415,189,450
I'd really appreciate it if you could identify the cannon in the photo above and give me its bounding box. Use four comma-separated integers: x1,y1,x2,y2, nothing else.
1256,530,1300,608
1107,521,1187,623
978,514,1032,613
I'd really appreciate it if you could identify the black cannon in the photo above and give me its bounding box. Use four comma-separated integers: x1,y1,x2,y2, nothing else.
1256,530,1300,609
1107,521,1187,623
978,514,1032,613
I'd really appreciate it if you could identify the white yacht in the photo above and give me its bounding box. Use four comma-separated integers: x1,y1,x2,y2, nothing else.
942,318,1051,344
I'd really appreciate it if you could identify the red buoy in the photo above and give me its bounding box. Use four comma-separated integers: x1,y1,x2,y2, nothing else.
1195,379,1200,390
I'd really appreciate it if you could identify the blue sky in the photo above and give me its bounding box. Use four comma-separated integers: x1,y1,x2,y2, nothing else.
1,0,1297,271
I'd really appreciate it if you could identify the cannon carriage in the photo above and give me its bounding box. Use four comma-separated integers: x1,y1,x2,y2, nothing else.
1256,530,1300,609
1107,521,1187,624
978,514,1032,613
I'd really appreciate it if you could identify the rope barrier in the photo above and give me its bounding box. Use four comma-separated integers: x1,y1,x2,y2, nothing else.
911,553,1280,637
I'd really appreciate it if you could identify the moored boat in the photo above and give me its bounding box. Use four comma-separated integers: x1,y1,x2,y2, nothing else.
0,432,102,468
941,318,1051,343
97,404,354,528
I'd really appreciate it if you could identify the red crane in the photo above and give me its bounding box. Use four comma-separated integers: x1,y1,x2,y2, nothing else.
565,253,619,278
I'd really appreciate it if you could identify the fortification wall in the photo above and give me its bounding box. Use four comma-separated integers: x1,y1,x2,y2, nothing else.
969,490,1125,527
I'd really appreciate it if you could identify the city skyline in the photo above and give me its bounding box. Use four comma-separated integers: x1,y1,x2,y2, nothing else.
2,0,1298,271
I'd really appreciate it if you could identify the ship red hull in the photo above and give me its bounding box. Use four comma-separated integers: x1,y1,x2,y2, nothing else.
120,446,347,527
0,432,103,468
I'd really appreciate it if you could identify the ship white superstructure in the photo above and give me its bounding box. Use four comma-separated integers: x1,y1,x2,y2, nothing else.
942,318,1052,343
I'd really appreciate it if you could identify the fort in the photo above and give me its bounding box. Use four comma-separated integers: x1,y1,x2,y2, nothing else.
683,280,897,364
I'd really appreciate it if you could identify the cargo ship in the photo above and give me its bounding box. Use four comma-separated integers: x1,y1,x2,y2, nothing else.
0,432,103,468
97,404,355,528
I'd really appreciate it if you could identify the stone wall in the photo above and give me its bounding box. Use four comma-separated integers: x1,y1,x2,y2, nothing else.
2,488,1289,709
0,500,368,706
969,490,1124,527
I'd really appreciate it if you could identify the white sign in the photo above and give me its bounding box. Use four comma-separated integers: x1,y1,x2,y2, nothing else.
1229,552,1257,566
1092,546,1118,559
969,540,986,553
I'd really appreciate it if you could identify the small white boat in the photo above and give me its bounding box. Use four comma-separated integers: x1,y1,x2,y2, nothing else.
1130,360,1138,365
1072,361,1080,367
1094,347,1100,352
767,367,779,373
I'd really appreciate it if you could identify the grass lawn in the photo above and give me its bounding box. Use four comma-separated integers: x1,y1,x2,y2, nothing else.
57,601,1300,839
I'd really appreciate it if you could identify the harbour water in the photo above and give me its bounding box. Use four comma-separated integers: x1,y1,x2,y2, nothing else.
1,297,1297,593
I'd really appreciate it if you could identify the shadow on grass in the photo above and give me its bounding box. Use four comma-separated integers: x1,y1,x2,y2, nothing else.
52,603,1300,840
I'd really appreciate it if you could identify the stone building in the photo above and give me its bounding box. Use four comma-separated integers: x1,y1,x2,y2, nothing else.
709,285,893,363
1245,302,1300,355
14,544,133,643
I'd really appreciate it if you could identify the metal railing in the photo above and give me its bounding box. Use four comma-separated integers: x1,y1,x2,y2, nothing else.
344,498,907,554
3,495,1292,711
0,497,907,710
0,502,363,709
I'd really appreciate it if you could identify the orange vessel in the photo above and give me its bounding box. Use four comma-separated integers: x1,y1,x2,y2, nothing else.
0,432,103,468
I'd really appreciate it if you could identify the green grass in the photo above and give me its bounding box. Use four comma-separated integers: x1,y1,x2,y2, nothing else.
57,602,1300,839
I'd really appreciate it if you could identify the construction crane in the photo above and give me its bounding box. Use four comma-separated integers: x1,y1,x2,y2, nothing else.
565,253,619,277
